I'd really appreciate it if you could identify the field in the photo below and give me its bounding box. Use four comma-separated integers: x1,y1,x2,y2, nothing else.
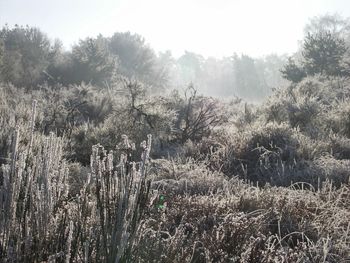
1,75,350,262
1,16,350,262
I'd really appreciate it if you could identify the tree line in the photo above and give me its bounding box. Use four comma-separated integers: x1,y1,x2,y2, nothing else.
1,14,350,100
0,24,286,100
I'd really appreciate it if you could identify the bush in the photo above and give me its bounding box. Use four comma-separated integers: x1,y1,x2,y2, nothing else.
208,122,331,186
149,158,230,195
309,155,350,187
324,100,350,138
262,76,350,138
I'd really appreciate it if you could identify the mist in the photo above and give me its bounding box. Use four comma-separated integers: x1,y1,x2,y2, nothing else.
1,1,350,262
2,0,350,99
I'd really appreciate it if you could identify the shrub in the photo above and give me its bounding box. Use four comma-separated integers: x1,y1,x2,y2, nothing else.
0,126,152,262
309,155,350,187
105,81,177,150
207,122,331,186
170,86,225,143
324,99,350,138
149,158,230,195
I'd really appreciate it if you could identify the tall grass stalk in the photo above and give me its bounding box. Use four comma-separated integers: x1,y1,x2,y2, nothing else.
0,100,152,262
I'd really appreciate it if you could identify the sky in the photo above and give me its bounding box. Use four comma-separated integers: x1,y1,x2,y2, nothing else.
1,0,350,58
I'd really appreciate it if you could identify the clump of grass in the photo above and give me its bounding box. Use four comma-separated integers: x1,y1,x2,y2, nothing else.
0,100,153,262
0,129,69,262
149,158,230,195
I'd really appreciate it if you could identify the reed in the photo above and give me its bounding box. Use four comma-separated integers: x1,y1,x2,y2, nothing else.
0,100,152,262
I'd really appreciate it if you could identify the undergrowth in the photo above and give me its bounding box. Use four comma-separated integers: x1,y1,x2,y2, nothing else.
1,76,350,262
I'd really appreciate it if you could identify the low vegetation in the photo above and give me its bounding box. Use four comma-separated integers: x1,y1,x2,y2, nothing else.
1,13,350,263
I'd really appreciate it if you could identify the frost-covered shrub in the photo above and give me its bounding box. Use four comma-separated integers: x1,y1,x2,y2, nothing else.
135,181,350,262
208,122,329,186
105,81,177,150
67,162,90,196
68,124,100,164
309,155,350,187
164,87,225,143
177,136,223,161
0,121,152,262
262,85,322,137
149,159,229,195
63,84,115,125
324,99,350,139
327,133,350,159
262,76,350,138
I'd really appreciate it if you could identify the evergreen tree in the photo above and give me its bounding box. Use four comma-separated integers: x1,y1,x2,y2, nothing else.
280,57,306,83
0,25,55,88
302,32,349,77
70,36,117,86
109,32,167,91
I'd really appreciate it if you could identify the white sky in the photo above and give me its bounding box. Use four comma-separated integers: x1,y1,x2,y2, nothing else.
1,0,350,58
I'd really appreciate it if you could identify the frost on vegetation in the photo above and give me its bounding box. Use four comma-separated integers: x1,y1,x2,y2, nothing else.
1,74,350,261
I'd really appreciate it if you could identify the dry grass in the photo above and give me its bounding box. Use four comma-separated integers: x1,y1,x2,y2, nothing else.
1,77,350,262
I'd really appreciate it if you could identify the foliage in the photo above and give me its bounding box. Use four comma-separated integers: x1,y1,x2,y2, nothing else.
105,80,177,145
2,17,350,262
177,51,205,85
304,13,350,40
0,122,152,262
0,38,4,79
0,25,57,88
280,57,307,83
302,31,349,77
69,36,118,86
173,52,286,99
109,32,168,91
282,14,350,83
169,86,225,143
233,54,268,100
136,179,350,262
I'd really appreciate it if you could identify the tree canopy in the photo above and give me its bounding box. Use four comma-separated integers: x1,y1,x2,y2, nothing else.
0,25,56,88
282,14,350,83
302,31,348,77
